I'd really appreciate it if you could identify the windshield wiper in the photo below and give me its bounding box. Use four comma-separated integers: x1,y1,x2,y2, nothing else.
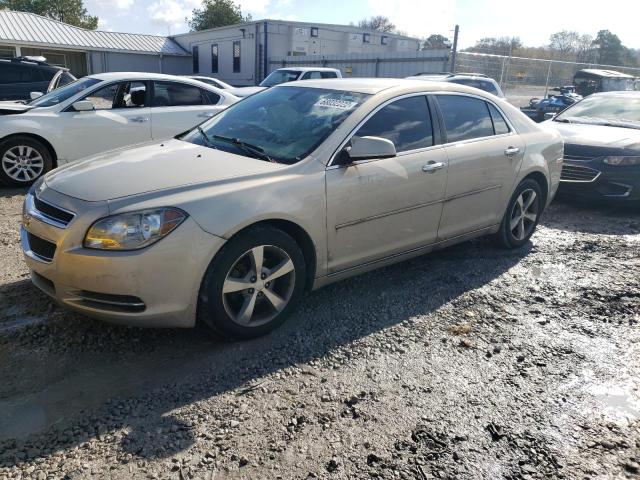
197,126,215,148
554,118,571,123
211,135,276,163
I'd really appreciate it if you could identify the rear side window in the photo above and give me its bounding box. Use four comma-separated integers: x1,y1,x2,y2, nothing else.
153,81,216,106
356,96,433,152
436,95,494,143
449,78,500,96
321,71,338,78
488,103,510,135
0,64,40,83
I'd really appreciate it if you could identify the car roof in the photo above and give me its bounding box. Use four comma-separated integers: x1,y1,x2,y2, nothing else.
275,77,502,97
0,57,62,70
576,69,635,79
87,72,227,88
275,67,340,73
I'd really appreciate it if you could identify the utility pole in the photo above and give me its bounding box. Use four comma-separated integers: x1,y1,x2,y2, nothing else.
450,25,459,73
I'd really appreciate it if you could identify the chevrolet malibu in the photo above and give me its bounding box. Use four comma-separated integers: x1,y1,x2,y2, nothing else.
21,79,563,339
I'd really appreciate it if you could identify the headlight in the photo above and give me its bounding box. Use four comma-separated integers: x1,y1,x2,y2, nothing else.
603,156,640,166
84,208,187,250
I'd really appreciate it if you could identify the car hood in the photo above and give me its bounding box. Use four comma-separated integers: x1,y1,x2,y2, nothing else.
548,121,640,150
44,139,283,202
0,102,34,115
230,86,267,97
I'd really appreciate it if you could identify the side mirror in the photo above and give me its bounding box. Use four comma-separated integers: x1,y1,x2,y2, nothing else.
29,91,43,100
543,112,556,121
72,100,95,112
335,136,397,166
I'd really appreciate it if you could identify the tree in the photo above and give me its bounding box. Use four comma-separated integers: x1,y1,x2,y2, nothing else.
591,29,624,65
423,34,451,50
189,0,251,31
468,36,522,55
0,0,98,29
357,15,396,33
549,30,580,58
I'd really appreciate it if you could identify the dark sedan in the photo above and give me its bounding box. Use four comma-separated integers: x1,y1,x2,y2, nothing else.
547,91,640,204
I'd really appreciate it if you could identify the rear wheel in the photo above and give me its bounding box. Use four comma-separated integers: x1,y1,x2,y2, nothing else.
496,178,543,249
198,226,306,339
0,136,52,186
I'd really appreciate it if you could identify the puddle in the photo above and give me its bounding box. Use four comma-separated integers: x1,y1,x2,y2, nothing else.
591,384,640,421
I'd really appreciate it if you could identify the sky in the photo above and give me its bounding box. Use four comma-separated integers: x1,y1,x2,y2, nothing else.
85,0,640,49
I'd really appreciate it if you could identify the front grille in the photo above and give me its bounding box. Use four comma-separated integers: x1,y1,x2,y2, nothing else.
33,195,75,227
561,165,601,182
26,232,56,261
72,291,146,313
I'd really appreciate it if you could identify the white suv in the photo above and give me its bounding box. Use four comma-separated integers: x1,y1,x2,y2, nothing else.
234,67,342,97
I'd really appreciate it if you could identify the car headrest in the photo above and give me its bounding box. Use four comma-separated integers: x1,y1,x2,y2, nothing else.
131,89,145,106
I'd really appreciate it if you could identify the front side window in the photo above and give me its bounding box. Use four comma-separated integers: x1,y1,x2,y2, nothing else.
259,70,301,87
211,44,218,73
192,46,199,74
436,95,494,143
152,81,217,107
83,81,147,110
356,96,434,152
182,86,369,164
233,41,241,73
29,77,101,107
302,71,322,80
57,72,76,88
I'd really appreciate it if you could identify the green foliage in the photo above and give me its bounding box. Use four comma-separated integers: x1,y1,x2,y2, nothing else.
0,0,98,29
591,30,624,65
423,34,451,50
189,0,251,31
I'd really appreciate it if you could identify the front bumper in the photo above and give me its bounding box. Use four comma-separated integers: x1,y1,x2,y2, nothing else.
558,159,640,203
21,188,226,328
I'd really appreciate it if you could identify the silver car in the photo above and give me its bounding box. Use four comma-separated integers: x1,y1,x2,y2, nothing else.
21,79,563,338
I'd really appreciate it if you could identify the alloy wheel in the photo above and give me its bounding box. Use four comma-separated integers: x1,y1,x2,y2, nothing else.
510,188,539,241
222,245,296,327
2,145,44,182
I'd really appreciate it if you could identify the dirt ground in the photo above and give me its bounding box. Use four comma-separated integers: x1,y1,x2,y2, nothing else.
0,188,639,480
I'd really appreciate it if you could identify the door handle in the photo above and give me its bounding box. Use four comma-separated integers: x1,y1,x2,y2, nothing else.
504,146,520,156
422,161,445,173
130,117,149,123
198,112,215,118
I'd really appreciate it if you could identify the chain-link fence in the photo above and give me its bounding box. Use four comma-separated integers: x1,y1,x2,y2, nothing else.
455,51,640,107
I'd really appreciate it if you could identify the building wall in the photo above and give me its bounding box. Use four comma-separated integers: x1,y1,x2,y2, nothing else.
172,21,422,86
87,51,190,75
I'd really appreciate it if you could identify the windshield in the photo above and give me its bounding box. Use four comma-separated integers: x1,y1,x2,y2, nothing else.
449,78,501,96
259,70,301,88
555,94,640,126
29,77,101,107
182,86,369,164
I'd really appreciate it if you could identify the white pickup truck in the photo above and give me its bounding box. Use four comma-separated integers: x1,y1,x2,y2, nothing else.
234,67,342,97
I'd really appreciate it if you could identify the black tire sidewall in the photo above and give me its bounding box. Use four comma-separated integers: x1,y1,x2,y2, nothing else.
0,136,53,187
498,179,543,249
198,226,306,339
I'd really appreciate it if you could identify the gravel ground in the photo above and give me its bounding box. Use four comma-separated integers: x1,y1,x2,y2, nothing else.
0,188,639,480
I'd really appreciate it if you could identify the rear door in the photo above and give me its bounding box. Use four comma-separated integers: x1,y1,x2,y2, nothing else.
150,81,225,139
57,80,152,161
325,94,448,272
435,94,524,240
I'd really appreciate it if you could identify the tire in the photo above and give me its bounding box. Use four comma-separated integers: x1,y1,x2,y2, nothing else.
496,178,543,249
198,226,306,339
0,136,53,187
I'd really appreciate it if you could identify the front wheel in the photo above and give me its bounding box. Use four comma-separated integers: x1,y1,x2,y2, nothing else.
198,226,306,339
0,136,53,186
496,179,543,249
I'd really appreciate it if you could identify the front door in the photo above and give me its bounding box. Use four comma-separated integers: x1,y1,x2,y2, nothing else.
58,80,152,161
435,94,524,240
150,81,225,139
326,95,448,273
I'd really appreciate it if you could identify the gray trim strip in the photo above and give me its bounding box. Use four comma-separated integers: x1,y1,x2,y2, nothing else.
327,224,499,277
335,198,443,230
334,184,501,231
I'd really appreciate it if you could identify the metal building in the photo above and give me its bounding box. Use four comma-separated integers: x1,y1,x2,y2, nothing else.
171,20,425,86
0,10,191,76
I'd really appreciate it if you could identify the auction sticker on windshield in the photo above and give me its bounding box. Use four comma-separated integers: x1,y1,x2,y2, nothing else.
314,98,359,110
